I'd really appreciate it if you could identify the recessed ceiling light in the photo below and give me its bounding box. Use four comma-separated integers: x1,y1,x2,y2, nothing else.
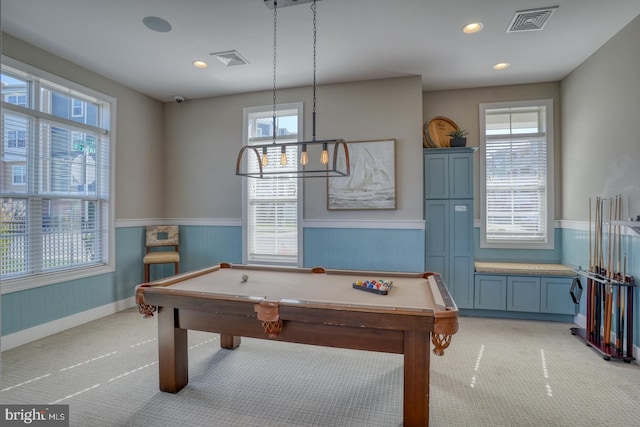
463,22,484,34
192,60,208,69
143,16,172,33
493,62,511,70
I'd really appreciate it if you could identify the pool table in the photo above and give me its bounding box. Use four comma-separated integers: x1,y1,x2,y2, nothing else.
135,263,458,427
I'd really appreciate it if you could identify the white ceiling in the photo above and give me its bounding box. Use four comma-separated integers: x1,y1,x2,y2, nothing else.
2,0,639,103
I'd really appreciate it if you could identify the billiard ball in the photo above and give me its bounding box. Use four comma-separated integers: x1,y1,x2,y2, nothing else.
241,274,249,282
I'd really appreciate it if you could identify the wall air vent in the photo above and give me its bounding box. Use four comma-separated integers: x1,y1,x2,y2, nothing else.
507,6,558,32
211,50,250,67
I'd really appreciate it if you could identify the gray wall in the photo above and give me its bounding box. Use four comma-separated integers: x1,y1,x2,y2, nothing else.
163,76,424,221
561,14,640,221
1,33,165,221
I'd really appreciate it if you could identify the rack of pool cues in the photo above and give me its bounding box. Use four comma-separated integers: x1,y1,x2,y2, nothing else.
570,195,636,362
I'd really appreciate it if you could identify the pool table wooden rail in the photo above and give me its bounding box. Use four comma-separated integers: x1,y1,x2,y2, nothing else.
135,263,458,427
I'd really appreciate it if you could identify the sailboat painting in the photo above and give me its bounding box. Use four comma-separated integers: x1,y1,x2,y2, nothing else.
328,139,396,210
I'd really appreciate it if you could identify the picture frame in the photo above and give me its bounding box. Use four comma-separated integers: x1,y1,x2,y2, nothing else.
327,139,396,210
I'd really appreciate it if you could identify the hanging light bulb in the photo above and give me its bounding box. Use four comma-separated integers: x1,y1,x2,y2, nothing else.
320,142,329,165
300,144,309,166
262,146,269,167
280,145,288,166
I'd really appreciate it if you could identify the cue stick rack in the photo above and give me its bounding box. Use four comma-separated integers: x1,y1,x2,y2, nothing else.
570,195,636,362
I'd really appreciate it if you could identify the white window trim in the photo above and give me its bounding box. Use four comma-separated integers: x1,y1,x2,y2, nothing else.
479,99,555,250
241,102,304,267
1,55,116,294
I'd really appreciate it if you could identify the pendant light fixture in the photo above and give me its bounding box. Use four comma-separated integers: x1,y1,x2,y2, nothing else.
236,0,350,178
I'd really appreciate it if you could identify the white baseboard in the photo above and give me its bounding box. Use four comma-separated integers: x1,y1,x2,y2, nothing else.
574,313,586,329
1,297,136,352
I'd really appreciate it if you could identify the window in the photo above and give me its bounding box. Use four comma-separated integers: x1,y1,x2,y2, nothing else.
6,129,26,149
7,94,26,107
72,98,84,117
479,99,554,249
242,103,302,265
1,57,115,292
12,165,26,185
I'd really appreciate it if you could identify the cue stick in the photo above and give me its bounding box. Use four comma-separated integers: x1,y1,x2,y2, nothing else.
615,195,621,350
596,196,603,338
585,197,598,340
597,196,602,274
590,197,599,338
593,197,600,273
596,283,600,344
589,197,592,271
617,195,622,277
586,277,595,340
620,255,626,354
615,198,621,351
599,197,604,275
607,198,611,279
616,284,622,354
603,199,610,345
604,284,613,346
626,283,633,358
593,197,597,273
595,196,600,274
620,290,625,356
607,198,615,348
592,196,597,331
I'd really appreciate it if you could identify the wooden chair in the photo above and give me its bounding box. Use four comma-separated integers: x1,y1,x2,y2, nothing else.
143,225,180,282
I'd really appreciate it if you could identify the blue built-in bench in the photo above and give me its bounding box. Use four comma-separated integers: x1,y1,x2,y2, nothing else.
472,262,577,321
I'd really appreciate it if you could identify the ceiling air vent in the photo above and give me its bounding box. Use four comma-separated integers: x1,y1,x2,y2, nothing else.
506,6,558,32
211,50,250,67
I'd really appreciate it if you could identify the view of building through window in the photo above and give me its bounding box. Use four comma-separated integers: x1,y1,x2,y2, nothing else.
1,60,112,284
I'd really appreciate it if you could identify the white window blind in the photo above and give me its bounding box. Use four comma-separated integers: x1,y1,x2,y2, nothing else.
245,106,300,264
1,59,113,287
480,101,554,248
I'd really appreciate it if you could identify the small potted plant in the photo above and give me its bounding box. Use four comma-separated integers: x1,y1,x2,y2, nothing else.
448,128,468,147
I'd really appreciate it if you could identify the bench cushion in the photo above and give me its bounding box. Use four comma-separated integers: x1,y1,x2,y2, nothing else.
475,261,574,277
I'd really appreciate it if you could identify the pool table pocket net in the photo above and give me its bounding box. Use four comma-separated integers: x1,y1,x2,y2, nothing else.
254,300,283,338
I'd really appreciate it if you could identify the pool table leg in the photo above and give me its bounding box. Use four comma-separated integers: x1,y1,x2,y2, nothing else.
158,307,188,393
403,330,431,427
220,334,241,349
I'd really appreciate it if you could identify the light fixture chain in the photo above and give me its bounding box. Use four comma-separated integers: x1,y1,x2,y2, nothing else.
311,0,317,140
272,1,278,143
236,0,350,178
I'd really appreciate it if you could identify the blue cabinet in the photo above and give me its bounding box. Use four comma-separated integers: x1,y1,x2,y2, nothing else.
424,148,476,308
540,277,575,314
424,154,449,199
507,276,541,312
424,150,474,199
474,274,575,315
474,275,507,310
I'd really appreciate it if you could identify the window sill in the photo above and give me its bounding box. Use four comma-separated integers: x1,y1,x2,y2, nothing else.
480,241,555,250
1,264,115,295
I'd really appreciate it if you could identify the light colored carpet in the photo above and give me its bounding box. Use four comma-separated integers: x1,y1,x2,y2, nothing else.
1,308,639,426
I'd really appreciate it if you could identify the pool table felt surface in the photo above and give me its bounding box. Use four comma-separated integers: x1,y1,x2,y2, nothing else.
139,264,445,316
